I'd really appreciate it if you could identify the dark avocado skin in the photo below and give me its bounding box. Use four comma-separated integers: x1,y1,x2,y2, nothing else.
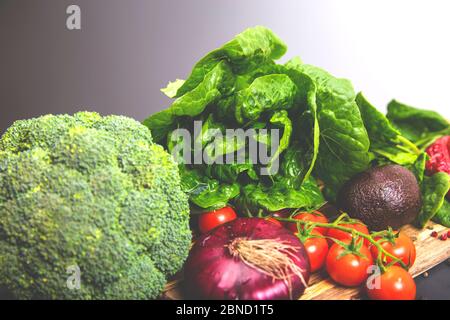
337,165,422,231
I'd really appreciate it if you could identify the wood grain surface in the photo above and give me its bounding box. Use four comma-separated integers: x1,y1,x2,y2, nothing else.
299,221,450,300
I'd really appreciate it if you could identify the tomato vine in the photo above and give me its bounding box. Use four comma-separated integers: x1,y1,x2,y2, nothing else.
276,213,409,272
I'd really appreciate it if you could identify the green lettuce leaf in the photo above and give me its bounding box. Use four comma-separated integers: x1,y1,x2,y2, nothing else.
417,172,450,227
205,162,258,184
235,74,297,124
282,66,320,184
173,26,287,98
236,176,325,214
265,110,292,174
143,61,233,143
161,79,185,98
297,64,371,199
433,200,450,227
179,166,240,210
387,100,450,148
356,92,420,165
411,152,428,184
233,61,285,92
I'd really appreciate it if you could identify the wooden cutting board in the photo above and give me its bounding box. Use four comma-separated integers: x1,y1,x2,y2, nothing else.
300,221,450,300
162,220,450,300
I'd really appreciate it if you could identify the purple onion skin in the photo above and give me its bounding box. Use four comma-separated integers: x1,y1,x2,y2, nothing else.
184,218,311,300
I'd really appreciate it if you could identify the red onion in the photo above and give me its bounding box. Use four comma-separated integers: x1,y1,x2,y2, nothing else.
184,218,310,300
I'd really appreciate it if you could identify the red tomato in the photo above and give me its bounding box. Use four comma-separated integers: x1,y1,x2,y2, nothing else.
287,211,329,235
370,232,416,268
198,207,237,234
302,231,329,273
327,221,370,246
366,266,416,300
326,240,374,287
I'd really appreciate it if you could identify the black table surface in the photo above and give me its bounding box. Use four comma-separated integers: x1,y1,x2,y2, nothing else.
415,260,450,300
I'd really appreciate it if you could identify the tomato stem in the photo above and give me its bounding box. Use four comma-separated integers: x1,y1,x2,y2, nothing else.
276,215,408,270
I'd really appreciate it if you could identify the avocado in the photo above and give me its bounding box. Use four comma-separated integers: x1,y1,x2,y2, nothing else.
337,165,422,231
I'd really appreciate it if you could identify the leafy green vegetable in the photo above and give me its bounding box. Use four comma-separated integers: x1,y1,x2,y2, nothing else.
417,172,450,227
411,152,428,184
356,92,420,166
387,100,450,149
295,64,371,199
144,61,233,143
205,162,258,183
283,68,320,184
161,79,185,98
433,200,450,227
411,152,448,228
143,27,330,213
266,110,292,174
235,74,296,124
236,176,325,215
179,166,240,210
174,26,287,98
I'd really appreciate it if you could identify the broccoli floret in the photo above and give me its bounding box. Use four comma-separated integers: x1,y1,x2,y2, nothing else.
0,112,192,299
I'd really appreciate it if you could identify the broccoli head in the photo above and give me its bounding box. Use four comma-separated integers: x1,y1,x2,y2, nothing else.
0,112,192,299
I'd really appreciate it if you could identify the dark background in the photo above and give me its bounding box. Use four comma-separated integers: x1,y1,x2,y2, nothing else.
0,0,449,299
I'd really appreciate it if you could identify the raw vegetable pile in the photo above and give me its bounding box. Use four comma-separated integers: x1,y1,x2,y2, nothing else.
0,26,449,301
145,26,450,227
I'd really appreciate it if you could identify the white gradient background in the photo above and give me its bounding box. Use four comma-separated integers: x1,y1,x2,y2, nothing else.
1,0,450,132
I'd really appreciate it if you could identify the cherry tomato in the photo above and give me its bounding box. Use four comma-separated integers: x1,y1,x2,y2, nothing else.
366,266,416,300
326,239,373,287
370,232,416,268
198,207,237,234
287,211,329,235
301,231,329,273
327,221,370,246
